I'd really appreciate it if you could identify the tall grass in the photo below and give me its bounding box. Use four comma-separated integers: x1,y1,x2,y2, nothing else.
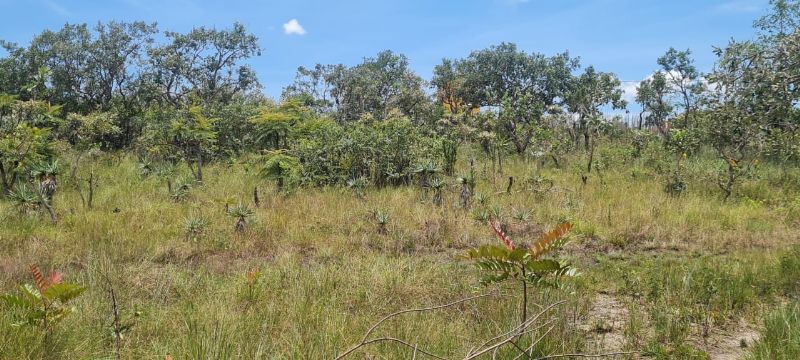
1,148,799,358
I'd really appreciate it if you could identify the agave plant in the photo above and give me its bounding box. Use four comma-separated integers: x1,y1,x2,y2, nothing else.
374,210,390,235
475,192,490,206
429,178,444,206
489,205,504,222
463,221,575,324
347,177,367,199
512,208,532,222
170,177,193,202
31,160,59,202
473,208,490,222
184,216,209,241
8,184,41,214
457,174,475,208
413,159,440,189
1,265,87,345
228,204,254,233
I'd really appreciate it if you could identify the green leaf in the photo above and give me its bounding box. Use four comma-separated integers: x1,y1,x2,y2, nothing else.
525,259,562,273
43,283,87,303
0,294,32,309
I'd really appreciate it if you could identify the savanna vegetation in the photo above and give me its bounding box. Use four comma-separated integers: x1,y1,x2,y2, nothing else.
2,1,800,359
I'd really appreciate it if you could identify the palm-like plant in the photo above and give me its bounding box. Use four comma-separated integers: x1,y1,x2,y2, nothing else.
347,177,367,199
413,159,440,189
31,160,59,202
457,173,475,208
228,204,254,233
374,210,390,235
170,177,193,202
430,178,444,206
463,221,575,324
8,184,40,214
512,208,532,222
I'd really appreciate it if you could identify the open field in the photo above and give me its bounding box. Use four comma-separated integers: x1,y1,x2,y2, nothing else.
3,2,800,358
2,150,799,359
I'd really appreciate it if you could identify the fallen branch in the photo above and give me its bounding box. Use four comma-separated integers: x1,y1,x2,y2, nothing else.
333,296,634,360
533,352,639,359
334,293,494,359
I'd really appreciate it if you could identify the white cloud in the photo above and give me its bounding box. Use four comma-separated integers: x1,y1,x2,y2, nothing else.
619,81,640,104
43,0,71,16
283,19,306,35
715,0,762,13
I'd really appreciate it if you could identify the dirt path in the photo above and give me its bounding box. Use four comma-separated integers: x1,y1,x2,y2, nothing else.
699,323,760,360
581,292,630,355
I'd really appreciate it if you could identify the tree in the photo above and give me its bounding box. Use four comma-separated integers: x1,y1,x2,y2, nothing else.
431,58,470,116
754,0,800,42
463,221,575,325
1,265,86,349
635,71,672,136
251,97,310,150
657,48,703,128
0,100,58,194
704,41,773,200
565,66,626,181
448,43,577,154
286,52,432,123
147,22,261,106
169,104,218,181
282,64,341,114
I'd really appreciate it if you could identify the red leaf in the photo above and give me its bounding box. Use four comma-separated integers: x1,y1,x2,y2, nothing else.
47,271,63,285
30,264,49,292
489,220,515,250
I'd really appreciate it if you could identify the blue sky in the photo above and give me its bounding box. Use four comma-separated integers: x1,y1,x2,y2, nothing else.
0,0,769,105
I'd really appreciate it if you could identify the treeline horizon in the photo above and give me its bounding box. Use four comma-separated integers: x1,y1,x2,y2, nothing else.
0,0,798,200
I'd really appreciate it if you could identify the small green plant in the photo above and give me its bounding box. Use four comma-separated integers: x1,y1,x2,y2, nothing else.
463,221,575,324
242,268,263,305
8,183,41,214
665,169,687,196
512,208,531,222
429,178,444,206
31,160,59,202
107,285,141,360
473,208,490,222
227,204,254,233
346,177,367,199
170,177,193,202
1,265,87,346
413,159,440,189
184,216,209,241
374,210,390,235
440,138,458,175
475,192,490,206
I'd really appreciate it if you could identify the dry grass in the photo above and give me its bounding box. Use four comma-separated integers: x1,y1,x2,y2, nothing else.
1,150,798,359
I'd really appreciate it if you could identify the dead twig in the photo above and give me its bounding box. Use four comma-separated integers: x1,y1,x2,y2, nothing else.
334,293,494,359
